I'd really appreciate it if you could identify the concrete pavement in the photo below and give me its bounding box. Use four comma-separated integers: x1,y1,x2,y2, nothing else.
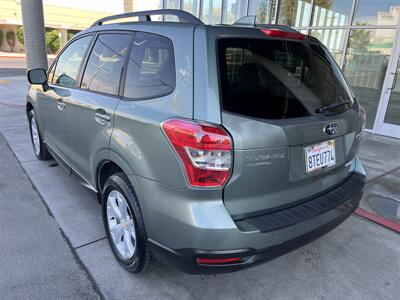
0,132,100,299
1,74,400,299
357,134,400,226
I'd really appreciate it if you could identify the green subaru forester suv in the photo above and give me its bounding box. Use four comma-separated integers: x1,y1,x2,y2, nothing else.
26,10,366,274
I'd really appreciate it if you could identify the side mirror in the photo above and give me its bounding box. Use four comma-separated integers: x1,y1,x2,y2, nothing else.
27,68,49,90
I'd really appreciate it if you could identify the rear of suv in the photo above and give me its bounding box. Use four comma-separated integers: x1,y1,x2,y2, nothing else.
26,9,366,274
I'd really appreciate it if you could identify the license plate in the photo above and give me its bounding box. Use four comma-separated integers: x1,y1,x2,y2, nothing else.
305,140,336,173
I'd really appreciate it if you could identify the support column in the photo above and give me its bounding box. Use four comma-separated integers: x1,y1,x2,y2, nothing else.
59,29,68,51
20,0,48,70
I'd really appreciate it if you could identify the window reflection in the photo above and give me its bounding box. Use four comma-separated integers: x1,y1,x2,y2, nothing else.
165,0,180,9
310,29,346,64
248,0,277,24
182,0,200,17
343,29,396,129
278,0,312,27
124,32,175,99
384,57,400,126
222,0,248,24
201,0,223,24
353,0,400,26
53,36,92,88
311,0,352,26
164,0,180,21
81,34,131,95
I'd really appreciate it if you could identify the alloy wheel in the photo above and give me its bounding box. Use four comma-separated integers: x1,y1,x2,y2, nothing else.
106,190,136,259
30,117,40,155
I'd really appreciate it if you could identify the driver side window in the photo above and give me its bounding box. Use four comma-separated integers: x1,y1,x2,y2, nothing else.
52,35,92,88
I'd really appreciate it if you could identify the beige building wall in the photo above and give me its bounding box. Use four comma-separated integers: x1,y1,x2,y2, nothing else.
124,0,134,13
0,0,116,52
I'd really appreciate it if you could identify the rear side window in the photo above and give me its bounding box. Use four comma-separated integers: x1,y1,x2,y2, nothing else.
52,35,92,88
218,38,353,119
123,32,175,99
81,33,131,95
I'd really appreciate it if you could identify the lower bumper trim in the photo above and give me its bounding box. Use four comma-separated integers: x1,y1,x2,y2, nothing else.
148,190,361,274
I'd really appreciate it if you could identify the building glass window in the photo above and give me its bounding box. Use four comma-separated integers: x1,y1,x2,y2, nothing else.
165,0,180,9
222,0,248,24
353,0,400,26
278,0,312,27
248,0,278,24
134,0,162,11
310,29,347,63
384,56,400,126
343,29,396,129
182,0,201,17
164,0,180,21
201,0,223,24
311,0,353,27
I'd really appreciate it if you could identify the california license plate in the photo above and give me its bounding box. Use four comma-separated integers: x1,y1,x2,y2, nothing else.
305,140,336,173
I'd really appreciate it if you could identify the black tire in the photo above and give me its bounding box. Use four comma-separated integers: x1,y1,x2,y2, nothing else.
102,172,155,273
28,110,51,160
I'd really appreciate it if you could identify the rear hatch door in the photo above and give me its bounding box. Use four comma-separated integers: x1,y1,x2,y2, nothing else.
218,33,364,219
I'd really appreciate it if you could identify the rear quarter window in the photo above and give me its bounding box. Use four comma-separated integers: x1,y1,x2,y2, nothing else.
123,32,175,100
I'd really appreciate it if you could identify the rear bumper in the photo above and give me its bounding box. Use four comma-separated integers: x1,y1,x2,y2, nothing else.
131,157,366,274
148,184,362,274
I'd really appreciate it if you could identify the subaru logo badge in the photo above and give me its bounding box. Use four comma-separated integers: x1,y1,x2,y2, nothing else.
324,123,339,136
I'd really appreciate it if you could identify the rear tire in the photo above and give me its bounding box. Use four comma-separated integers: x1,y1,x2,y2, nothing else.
28,110,51,160
102,172,155,273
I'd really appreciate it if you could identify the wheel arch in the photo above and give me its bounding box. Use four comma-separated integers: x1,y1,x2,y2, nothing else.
96,150,136,197
26,101,34,117
97,160,123,195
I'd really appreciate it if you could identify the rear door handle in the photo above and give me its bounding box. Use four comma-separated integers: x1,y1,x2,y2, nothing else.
95,108,111,123
57,99,66,111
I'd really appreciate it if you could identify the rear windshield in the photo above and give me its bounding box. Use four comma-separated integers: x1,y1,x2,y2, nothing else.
218,38,354,119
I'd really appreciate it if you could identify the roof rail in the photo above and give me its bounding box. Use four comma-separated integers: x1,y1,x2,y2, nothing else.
91,9,204,27
233,16,301,33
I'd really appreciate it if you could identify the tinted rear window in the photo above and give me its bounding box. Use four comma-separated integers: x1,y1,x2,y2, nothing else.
218,38,354,119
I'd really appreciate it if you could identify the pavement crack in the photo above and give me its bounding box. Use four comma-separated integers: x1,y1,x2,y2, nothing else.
74,237,107,250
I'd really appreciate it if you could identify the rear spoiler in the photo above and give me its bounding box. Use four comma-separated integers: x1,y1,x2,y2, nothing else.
233,16,301,34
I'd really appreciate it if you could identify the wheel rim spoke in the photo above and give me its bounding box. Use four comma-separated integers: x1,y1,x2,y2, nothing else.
110,223,123,245
126,220,136,240
123,229,135,257
116,192,128,218
106,189,136,259
31,118,40,155
107,191,122,219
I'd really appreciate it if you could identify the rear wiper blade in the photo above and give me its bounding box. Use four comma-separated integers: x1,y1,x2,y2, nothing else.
315,99,352,114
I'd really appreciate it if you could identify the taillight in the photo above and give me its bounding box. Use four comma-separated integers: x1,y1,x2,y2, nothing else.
260,29,306,40
161,119,232,187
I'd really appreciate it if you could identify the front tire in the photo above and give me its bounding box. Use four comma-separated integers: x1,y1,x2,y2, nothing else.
102,172,155,273
28,110,51,160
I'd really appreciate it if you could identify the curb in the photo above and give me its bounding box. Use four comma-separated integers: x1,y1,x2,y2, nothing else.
0,55,27,59
354,207,400,233
0,55,57,59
